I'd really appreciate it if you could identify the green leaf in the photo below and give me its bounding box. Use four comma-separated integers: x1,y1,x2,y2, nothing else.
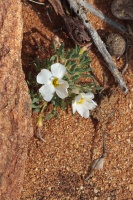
78,68,92,72
70,60,77,65
67,69,75,75
80,56,86,64
41,59,50,69
32,104,39,108
45,113,53,120
70,63,76,72
52,42,56,52
32,98,39,104
66,50,74,59
80,74,93,78
33,108,40,113
75,45,80,53
53,110,58,119
73,68,80,73
82,58,91,65
81,51,89,57
73,75,80,82
83,88,92,93
50,55,56,62
63,75,68,81
71,53,79,59
61,100,67,109
59,43,64,56
66,61,72,67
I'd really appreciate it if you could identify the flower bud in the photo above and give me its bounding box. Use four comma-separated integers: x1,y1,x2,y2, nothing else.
79,46,88,55
37,115,43,128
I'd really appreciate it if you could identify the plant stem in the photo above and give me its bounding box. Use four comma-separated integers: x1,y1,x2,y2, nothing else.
28,0,45,5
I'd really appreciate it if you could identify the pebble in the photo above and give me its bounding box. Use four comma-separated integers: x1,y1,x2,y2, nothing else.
80,185,84,190
126,139,131,143
48,187,52,191
45,168,49,172
106,33,126,58
94,188,99,194
129,184,133,191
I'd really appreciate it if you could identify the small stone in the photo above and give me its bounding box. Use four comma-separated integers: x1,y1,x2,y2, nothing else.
129,101,132,109
129,184,133,191
80,185,84,190
94,188,99,194
126,138,131,143
111,0,133,20
66,167,70,171
31,177,36,182
48,187,52,191
45,168,49,172
106,33,126,58
74,143,79,149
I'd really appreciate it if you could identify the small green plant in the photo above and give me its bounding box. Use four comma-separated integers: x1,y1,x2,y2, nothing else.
27,43,102,125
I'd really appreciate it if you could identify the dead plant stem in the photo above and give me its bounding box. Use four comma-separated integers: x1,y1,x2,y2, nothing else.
66,0,128,94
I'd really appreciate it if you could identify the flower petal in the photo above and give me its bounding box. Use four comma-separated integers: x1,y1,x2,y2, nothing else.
83,100,97,110
51,63,66,79
58,79,66,84
55,81,69,99
37,69,52,84
76,104,87,118
88,100,97,110
83,92,94,100
39,84,55,102
72,102,77,114
83,110,90,118
72,93,96,118
75,94,82,102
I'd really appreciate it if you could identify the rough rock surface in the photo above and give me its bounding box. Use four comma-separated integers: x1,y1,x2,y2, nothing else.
0,1,33,199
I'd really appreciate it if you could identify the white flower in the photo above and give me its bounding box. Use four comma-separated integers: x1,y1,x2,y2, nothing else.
37,63,69,101
72,92,97,118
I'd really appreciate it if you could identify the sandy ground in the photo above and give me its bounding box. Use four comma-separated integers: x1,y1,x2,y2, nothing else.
21,0,133,199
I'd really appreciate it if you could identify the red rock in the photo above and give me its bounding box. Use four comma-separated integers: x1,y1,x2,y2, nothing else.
0,0,33,199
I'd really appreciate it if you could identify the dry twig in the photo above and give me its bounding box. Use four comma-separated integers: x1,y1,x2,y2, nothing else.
66,0,128,94
28,0,45,5
85,132,106,180
38,129,45,142
78,0,127,33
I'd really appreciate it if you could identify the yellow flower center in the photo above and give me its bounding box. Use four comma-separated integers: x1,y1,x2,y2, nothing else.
77,97,85,104
52,78,59,87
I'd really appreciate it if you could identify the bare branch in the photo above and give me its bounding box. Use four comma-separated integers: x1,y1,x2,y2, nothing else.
66,0,128,94
38,129,45,142
78,0,127,33
28,0,45,5
48,0,64,16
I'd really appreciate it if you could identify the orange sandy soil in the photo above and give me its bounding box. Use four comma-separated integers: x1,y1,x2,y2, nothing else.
21,0,133,199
